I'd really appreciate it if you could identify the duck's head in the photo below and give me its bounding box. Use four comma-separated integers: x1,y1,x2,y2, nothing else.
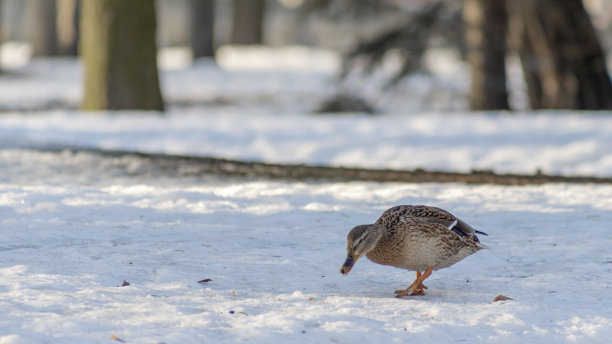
340,224,384,276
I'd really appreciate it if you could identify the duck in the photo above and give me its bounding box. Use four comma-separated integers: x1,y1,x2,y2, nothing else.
340,205,487,297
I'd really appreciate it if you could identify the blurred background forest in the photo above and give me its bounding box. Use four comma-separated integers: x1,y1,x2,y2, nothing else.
5,4,612,343
0,0,611,114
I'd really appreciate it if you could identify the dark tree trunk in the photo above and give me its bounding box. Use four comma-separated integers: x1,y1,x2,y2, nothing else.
80,0,164,111
27,0,58,56
190,0,215,58
231,0,265,45
463,0,509,110
508,0,612,109
57,0,80,55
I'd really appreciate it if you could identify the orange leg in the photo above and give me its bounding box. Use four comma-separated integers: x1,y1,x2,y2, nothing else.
394,267,433,297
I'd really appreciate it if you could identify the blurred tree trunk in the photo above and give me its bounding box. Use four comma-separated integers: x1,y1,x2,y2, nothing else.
190,0,215,58
80,0,164,111
231,0,265,44
27,0,58,56
57,0,80,55
508,0,612,109
463,0,509,110
0,0,2,74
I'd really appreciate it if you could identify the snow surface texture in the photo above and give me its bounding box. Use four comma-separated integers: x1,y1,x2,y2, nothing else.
2,111,612,177
1,153,611,343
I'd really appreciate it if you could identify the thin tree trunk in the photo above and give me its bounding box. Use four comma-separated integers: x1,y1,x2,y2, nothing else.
56,0,79,55
27,0,58,56
0,0,2,74
190,0,215,58
463,0,509,110
231,0,265,45
508,0,612,109
80,0,164,111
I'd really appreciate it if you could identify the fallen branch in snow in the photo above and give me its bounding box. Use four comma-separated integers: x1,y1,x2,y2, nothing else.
44,146,612,185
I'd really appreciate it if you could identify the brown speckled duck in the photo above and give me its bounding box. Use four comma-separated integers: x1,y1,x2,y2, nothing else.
340,205,487,297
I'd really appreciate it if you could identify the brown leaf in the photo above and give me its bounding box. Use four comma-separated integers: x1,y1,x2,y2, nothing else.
493,294,513,302
110,334,127,343
198,278,213,284
232,288,237,297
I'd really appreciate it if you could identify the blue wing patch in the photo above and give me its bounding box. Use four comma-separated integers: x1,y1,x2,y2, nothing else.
450,226,488,242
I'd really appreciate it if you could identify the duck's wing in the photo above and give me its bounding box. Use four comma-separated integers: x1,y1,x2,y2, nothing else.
376,205,487,238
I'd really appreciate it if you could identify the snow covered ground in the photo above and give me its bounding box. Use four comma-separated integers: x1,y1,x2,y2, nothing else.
1,46,612,177
1,155,611,343
1,47,612,343
0,44,471,113
3,110,612,177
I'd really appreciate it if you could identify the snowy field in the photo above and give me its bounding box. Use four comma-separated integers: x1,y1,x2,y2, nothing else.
1,46,612,177
3,111,612,177
1,47,612,343
1,158,611,343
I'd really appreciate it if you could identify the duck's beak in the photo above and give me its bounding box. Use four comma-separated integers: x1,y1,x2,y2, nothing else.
340,252,355,276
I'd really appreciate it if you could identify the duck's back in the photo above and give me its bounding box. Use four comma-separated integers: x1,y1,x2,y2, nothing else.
376,205,455,228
